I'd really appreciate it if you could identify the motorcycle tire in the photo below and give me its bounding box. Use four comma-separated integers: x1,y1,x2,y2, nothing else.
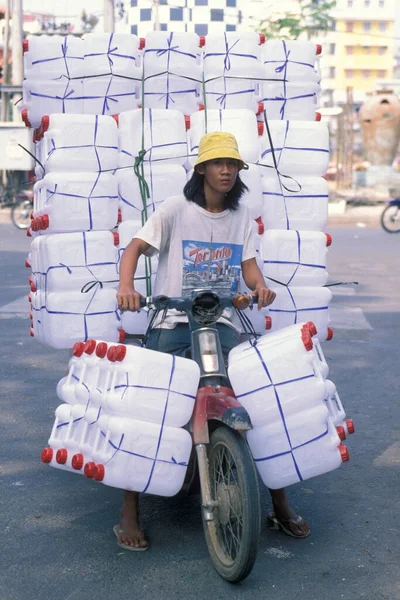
381,204,400,233
202,426,261,584
11,198,32,230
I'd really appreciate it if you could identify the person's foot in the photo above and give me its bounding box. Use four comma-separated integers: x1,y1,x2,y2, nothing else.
268,489,310,538
115,492,149,551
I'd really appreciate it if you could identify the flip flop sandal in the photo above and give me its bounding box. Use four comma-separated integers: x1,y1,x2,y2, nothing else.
113,524,149,551
267,512,311,539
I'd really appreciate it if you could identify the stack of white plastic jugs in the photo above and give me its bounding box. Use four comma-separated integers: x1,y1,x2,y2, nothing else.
41,339,200,495
27,112,125,348
21,33,144,129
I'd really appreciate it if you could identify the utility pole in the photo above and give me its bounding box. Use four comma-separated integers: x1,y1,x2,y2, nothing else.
11,0,23,85
1,0,11,121
104,0,115,33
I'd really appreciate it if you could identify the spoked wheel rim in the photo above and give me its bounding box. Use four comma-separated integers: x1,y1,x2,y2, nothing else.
381,205,400,233
211,443,244,565
11,199,32,229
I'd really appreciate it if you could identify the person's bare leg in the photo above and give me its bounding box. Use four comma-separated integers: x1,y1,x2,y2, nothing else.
117,491,148,549
269,488,310,537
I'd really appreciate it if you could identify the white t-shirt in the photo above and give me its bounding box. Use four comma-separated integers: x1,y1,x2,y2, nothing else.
135,195,257,330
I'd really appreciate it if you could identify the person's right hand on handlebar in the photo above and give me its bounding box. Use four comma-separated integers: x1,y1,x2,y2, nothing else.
117,285,143,312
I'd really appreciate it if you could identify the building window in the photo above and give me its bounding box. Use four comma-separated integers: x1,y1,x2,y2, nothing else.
195,23,208,36
140,8,152,20
130,0,137,6
211,8,224,21
377,69,386,77
159,0,168,4
363,22,371,32
160,23,168,31
330,43,336,54
195,0,208,4
378,46,387,55
329,66,336,78
130,24,138,34
226,24,236,31
346,46,354,55
226,0,237,6
379,22,387,33
170,7,183,20
345,69,353,78
363,69,370,78
346,22,354,32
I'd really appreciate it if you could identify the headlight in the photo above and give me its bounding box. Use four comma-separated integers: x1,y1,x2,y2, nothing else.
198,331,219,373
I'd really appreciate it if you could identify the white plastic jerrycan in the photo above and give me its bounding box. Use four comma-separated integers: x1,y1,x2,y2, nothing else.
22,78,84,129
143,31,201,76
262,40,320,83
82,74,140,116
23,35,85,80
203,32,264,78
262,174,329,231
83,33,143,78
262,230,331,287
260,80,320,122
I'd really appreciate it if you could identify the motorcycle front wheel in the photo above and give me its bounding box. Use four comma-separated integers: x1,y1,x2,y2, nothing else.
11,198,32,230
202,426,261,584
381,204,400,233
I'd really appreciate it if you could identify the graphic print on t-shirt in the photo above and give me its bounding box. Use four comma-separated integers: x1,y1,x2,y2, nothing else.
182,240,242,295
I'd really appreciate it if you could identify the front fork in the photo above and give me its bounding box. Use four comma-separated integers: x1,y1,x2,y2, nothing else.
192,385,253,522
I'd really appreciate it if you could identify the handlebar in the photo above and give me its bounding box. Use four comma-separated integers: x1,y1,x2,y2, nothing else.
139,292,257,312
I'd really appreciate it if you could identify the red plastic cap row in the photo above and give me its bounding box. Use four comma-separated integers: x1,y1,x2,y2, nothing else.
83,462,105,481
84,339,97,355
345,419,355,434
41,447,53,463
306,321,318,337
107,344,126,362
31,215,50,231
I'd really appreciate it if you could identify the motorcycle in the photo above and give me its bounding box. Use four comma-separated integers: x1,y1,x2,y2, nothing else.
141,290,261,584
380,196,400,233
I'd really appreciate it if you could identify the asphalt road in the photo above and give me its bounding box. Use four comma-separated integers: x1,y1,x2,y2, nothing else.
0,221,399,600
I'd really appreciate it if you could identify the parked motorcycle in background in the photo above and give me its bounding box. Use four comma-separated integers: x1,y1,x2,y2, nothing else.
380,191,400,233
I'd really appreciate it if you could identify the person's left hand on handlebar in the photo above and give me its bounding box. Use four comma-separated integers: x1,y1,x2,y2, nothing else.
253,286,276,310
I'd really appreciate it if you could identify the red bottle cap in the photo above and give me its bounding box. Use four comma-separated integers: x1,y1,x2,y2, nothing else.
113,231,120,246
94,464,105,481
119,329,126,343
26,227,32,237
28,294,32,303
84,339,96,355
198,104,205,111
22,39,29,53
185,115,191,131
316,44,322,55
107,346,117,362
315,112,322,122
30,280,37,293
30,327,34,337
72,453,84,470
84,462,97,478
199,35,206,48
306,321,318,337
112,114,119,126
325,233,332,247
41,447,53,463
255,216,264,235
117,208,122,224
41,214,50,229
345,419,355,434
115,345,127,362
257,102,264,116
41,115,50,133
259,33,266,45
257,121,264,136
336,426,346,441
339,445,350,462
265,316,272,330
96,342,108,359
56,448,68,465
302,331,313,351
326,327,334,341
25,258,31,268
72,341,85,357
139,37,146,50
29,311,33,320
21,109,32,128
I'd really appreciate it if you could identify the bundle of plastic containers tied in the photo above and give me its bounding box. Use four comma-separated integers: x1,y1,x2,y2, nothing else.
23,31,353,494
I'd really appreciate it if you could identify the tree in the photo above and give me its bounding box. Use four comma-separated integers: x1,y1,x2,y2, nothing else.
259,0,336,41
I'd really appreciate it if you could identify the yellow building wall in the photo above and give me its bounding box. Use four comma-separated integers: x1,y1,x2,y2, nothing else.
332,19,394,93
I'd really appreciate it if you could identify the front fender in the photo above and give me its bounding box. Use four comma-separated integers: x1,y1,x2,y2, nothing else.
192,385,252,445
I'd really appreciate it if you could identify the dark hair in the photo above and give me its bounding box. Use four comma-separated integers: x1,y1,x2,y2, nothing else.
183,166,248,211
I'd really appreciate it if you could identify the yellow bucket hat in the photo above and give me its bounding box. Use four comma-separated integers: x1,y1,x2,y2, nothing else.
194,131,248,171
